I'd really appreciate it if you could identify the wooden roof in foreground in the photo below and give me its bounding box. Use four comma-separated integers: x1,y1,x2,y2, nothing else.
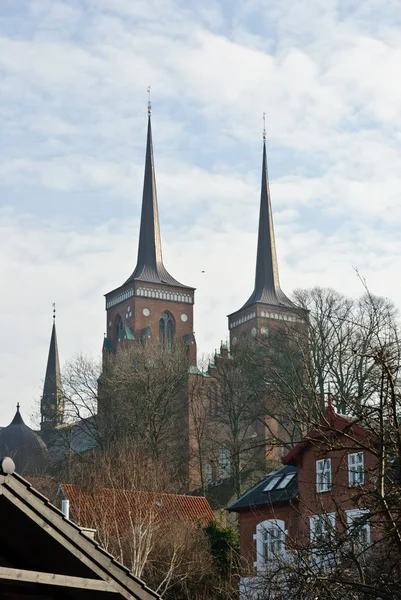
0,461,160,599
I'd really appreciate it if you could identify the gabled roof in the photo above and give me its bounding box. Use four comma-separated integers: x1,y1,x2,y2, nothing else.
0,405,48,475
282,404,371,466
61,484,215,531
0,460,160,599
227,465,298,512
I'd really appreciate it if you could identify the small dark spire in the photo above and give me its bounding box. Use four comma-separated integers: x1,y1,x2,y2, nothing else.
40,308,64,429
11,404,23,425
241,123,294,310
125,94,186,288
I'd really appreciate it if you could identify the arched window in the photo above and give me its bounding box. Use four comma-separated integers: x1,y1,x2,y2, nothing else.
159,311,174,345
115,314,123,342
254,519,286,571
159,318,165,344
204,463,213,486
167,317,174,345
218,446,231,479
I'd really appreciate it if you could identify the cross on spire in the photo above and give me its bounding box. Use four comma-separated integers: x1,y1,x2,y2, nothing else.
147,85,151,115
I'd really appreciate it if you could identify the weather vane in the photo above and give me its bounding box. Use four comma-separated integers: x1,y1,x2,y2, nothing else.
147,85,151,115
52,302,56,320
263,112,266,142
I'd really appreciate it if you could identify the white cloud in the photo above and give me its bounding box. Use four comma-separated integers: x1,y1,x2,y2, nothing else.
0,0,400,426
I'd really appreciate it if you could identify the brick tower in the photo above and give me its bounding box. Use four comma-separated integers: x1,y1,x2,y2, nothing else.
103,103,196,364
228,132,303,342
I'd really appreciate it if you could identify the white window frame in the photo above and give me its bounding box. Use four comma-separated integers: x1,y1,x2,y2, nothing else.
310,513,336,545
346,509,370,546
310,513,336,570
218,446,231,479
253,519,286,572
316,458,331,493
348,452,364,487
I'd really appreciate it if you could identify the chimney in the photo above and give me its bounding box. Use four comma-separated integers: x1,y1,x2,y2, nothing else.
61,499,70,520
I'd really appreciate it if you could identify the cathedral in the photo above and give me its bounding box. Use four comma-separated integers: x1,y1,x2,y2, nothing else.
0,103,305,492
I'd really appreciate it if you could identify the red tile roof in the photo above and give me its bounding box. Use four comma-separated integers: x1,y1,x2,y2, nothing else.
61,484,214,532
282,405,371,466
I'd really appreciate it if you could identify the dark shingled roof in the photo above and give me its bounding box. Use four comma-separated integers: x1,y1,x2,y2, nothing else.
227,465,298,511
125,115,192,289
0,406,48,475
240,141,294,311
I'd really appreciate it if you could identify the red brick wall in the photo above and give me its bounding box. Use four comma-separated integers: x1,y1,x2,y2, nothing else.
105,281,196,364
229,303,305,345
294,439,377,543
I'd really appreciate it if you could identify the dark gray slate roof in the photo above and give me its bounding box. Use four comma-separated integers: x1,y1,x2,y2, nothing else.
125,115,192,289
0,406,48,475
41,317,63,427
227,465,298,511
239,142,294,311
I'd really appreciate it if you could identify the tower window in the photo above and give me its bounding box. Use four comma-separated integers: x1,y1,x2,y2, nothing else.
115,314,123,341
159,318,165,344
159,311,175,345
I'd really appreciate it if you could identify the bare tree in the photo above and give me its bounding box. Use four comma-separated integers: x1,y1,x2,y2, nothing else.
238,287,401,599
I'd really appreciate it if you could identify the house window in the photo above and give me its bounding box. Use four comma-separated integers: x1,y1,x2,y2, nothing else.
346,509,370,546
348,452,364,487
310,513,336,545
316,458,331,493
253,520,285,571
218,446,231,479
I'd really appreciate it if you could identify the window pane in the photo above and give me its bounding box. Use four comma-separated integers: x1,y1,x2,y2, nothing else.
276,473,295,489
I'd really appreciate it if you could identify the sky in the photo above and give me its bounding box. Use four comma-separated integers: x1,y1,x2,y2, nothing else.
1,0,401,426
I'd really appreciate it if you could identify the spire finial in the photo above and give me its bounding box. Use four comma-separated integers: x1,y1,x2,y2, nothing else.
263,112,266,142
147,85,151,115
16,402,20,411
52,302,56,321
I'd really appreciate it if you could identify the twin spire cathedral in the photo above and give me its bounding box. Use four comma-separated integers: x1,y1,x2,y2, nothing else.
37,100,297,430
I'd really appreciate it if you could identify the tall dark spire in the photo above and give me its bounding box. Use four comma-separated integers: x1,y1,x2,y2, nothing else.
41,307,63,429
125,104,186,287
242,138,294,309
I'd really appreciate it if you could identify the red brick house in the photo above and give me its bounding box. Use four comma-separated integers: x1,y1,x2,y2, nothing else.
228,400,378,598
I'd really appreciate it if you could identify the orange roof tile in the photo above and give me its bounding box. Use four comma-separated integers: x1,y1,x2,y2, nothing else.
61,484,214,532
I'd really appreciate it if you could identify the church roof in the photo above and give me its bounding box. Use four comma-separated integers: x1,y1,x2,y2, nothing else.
125,114,191,289
240,141,294,311
0,405,48,475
